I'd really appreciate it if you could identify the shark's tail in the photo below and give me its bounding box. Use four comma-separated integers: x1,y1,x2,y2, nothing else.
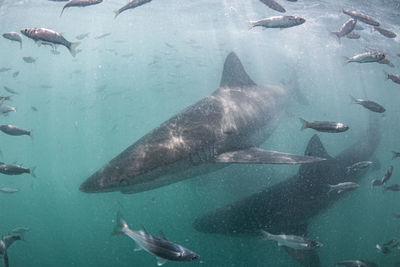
112,212,129,236
299,118,309,131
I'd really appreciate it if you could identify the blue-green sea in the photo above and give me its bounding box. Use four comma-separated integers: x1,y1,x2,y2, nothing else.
1,0,400,266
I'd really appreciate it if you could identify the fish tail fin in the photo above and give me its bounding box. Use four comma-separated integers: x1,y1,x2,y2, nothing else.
383,70,389,79
29,166,36,178
112,212,129,236
68,42,80,57
343,56,350,64
114,9,120,19
299,118,308,131
60,7,66,17
261,230,273,240
350,95,358,104
392,151,398,160
29,129,34,141
330,32,341,43
327,185,334,194
248,21,256,30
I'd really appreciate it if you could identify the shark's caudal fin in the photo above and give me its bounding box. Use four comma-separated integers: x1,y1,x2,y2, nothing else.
219,52,256,88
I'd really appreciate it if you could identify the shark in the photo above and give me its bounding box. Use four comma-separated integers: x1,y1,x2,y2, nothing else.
79,52,324,194
193,113,381,267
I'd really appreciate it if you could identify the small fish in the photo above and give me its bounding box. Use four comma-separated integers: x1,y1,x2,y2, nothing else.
60,0,103,16
94,33,111,39
261,231,323,250
40,85,52,89
31,106,38,112
11,227,29,234
0,68,11,73
0,96,12,102
22,56,36,63
21,28,80,57
75,32,89,40
0,164,35,177
354,25,364,31
345,52,385,63
350,96,385,113
112,212,200,266
0,125,31,137
328,182,359,194
2,32,22,48
346,161,372,173
373,27,397,38
334,260,378,267
376,243,391,254
346,32,361,39
371,178,384,186
392,151,400,160
3,86,18,95
377,58,395,68
331,18,357,41
384,184,400,192
386,73,400,85
299,118,349,133
0,187,19,193
381,165,393,184
342,9,380,26
12,71,19,78
259,0,286,13
249,16,305,29
114,0,152,18
0,105,16,114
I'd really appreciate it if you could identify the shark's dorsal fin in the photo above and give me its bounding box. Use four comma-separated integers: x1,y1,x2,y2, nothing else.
303,135,331,159
220,52,256,88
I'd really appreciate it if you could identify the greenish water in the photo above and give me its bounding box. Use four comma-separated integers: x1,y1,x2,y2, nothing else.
0,0,400,266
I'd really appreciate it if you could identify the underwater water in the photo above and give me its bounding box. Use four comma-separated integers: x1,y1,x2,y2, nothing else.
0,0,400,266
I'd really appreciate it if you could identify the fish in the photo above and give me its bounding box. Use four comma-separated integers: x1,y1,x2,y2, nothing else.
2,32,22,48
31,106,38,112
112,212,199,266
0,105,16,115
377,58,395,68
0,233,24,267
259,0,286,13
342,9,380,26
331,18,357,41
75,32,89,40
299,118,349,133
94,33,111,39
194,111,381,267
0,68,11,73
60,0,103,16
392,151,400,159
0,96,12,102
0,125,31,137
22,56,36,63
3,86,18,95
20,28,80,57
0,164,35,177
350,96,385,113
327,182,359,194
346,32,361,39
354,25,364,31
376,243,391,254
249,16,305,29
346,161,372,174
114,0,152,18
261,231,323,250
334,260,378,267
384,184,400,192
386,73,400,85
373,26,397,38
12,71,19,78
381,165,393,184
0,187,19,193
79,52,325,194
371,178,384,186
345,52,385,64
11,227,29,234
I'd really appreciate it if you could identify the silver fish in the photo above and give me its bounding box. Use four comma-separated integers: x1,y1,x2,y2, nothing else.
0,164,35,177
371,178,384,186
261,231,323,250
346,32,360,39
373,27,397,38
0,68,11,73
384,184,400,192
300,118,349,133
2,32,22,49
386,73,400,84
331,18,357,41
334,260,378,267
350,96,385,113
259,0,286,13
11,227,29,234
345,52,385,64
0,105,16,114
94,33,111,39
342,9,380,26
22,57,36,63
0,125,31,137
381,165,393,184
75,32,89,40
60,0,103,17
114,0,152,18
21,28,80,57
346,161,372,173
249,16,305,29
112,212,199,266
328,182,359,194
3,86,18,95
0,188,19,194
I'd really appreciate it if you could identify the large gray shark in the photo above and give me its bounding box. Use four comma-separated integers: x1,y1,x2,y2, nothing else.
79,52,324,194
193,113,381,267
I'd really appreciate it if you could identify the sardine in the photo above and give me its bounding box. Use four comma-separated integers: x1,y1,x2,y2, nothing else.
261,231,323,250
0,187,19,193
384,184,400,192
299,118,349,133
328,182,359,194
259,0,286,13
0,125,31,137
345,52,385,64
346,161,372,174
0,105,16,114
0,164,35,177
331,18,357,41
342,9,380,26
60,0,103,17
373,27,397,38
249,16,305,29
3,86,18,95
381,165,393,184
386,73,400,85
2,32,22,49
75,32,89,40
114,0,152,18
334,259,378,267
22,57,36,63
0,68,11,73
350,96,385,113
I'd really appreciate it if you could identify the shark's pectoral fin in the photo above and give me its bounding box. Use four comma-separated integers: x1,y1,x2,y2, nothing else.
4,252,9,267
215,148,326,165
